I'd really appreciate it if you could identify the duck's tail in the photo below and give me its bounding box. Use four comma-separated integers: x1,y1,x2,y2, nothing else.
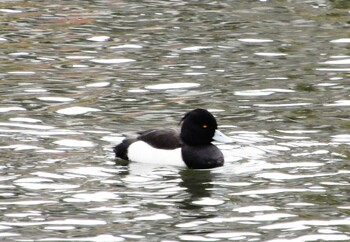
113,138,135,160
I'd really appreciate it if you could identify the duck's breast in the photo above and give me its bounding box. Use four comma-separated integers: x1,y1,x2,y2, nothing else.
182,144,224,169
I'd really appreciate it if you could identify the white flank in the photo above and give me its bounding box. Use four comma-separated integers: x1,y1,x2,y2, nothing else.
127,141,185,167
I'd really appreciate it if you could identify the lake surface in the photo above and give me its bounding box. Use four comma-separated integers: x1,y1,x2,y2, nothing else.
1,0,350,241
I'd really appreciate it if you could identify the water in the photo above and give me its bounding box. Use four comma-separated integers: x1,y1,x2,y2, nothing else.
1,0,350,241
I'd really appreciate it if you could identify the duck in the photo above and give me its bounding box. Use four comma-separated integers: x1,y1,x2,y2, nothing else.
114,108,232,169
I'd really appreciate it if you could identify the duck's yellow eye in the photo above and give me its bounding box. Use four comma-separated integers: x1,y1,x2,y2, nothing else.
202,124,208,129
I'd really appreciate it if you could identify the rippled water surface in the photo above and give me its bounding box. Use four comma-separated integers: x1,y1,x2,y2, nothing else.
1,0,350,241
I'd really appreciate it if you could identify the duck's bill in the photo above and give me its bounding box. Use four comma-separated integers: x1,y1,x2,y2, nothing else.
213,129,233,143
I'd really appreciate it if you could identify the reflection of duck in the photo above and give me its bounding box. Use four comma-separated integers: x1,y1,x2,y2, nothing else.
178,169,214,210
180,169,213,197
114,109,232,169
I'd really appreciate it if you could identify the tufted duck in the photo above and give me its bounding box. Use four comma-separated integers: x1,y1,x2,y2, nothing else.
114,108,232,169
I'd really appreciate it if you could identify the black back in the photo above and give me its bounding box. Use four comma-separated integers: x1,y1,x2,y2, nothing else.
137,129,182,149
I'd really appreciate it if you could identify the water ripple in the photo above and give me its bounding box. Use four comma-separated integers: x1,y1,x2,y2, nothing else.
330,38,350,43
87,36,110,42
206,232,260,239
231,188,318,196
238,38,273,43
145,83,200,90
39,234,124,242
134,214,172,221
64,191,119,203
235,88,294,96
56,107,101,115
192,197,225,206
0,107,26,113
89,58,135,64
37,97,75,102
1,1,350,241
54,139,95,148
110,44,143,49
260,218,350,230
